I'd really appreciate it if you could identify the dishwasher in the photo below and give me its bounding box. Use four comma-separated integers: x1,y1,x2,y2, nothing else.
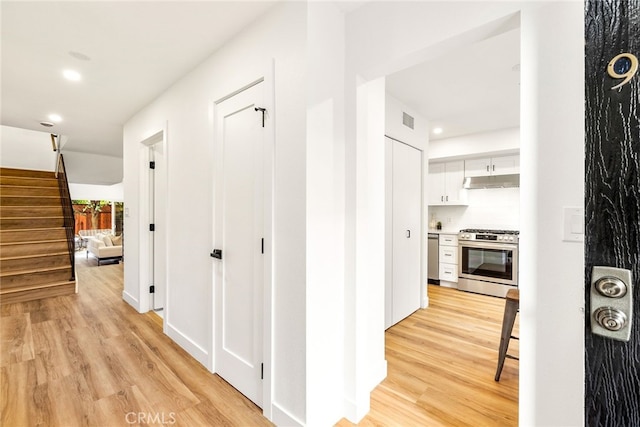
428,233,439,283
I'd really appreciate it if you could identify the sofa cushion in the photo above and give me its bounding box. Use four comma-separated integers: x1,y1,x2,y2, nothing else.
111,235,123,246
102,235,113,247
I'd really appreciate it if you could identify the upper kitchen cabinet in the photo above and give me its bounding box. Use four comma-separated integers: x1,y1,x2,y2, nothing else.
428,160,467,205
465,154,520,177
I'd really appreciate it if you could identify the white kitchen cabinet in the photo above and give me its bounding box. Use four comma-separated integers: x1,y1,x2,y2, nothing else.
428,160,467,205
385,137,422,329
465,155,520,177
438,233,458,286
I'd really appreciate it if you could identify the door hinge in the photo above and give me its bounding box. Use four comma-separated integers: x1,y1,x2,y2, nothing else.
261,238,264,254
149,223,155,232
261,363,264,380
149,285,155,293
150,161,155,169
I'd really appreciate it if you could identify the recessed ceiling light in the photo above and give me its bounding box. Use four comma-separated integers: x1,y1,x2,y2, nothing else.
433,127,443,135
40,121,54,128
63,69,82,81
48,114,62,122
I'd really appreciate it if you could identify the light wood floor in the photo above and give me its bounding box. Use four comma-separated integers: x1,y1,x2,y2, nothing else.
338,284,519,426
2,254,518,426
1,252,271,427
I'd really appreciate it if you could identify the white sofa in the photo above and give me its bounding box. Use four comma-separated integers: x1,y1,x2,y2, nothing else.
86,233,123,265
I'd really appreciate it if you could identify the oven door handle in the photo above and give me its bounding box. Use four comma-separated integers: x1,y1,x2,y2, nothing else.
458,240,518,251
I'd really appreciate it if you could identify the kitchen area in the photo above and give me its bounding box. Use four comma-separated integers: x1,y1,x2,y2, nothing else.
384,24,521,328
427,150,520,298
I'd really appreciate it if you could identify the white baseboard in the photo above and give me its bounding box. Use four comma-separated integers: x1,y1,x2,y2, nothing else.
165,321,209,368
343,394,370,424
271,402,304,427
122,290,140,311
439,281,458,289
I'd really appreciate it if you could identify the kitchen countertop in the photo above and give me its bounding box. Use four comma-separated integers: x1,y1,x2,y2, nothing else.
427,229,459,235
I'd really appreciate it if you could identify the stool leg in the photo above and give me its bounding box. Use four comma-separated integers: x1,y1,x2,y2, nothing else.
495,300,518,381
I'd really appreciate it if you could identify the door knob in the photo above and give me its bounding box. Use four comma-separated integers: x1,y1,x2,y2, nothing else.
590,266,633,341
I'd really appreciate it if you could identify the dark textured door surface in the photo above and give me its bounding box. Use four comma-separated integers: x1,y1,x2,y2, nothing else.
585,0,640,425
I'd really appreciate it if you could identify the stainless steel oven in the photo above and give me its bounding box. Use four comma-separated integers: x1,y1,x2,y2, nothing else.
458,229,518,297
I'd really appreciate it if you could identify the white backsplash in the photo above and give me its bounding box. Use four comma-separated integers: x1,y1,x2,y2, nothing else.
428,187,520,231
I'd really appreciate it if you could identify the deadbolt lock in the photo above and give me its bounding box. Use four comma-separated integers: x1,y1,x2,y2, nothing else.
590,266,633,341
594,307,628,331
595,276,627,298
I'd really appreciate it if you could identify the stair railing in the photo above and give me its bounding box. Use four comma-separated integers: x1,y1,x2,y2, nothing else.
56,153,76,281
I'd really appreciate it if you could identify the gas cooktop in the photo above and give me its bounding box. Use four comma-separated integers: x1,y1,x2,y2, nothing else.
460,228,520,235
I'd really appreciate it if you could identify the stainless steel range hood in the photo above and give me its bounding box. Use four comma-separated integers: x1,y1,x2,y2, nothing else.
463,174,520,189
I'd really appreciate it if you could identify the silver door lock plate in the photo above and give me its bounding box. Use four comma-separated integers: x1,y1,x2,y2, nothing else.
591,266,633,342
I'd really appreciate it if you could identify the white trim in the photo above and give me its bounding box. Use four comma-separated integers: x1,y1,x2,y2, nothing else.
138,124,169,315
271,402,304,427
210,60,275,420
122,290,141,312
165,321,209,367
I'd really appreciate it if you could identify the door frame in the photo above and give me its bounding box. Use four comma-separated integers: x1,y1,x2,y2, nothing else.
210,64,275,418
138,124,169,318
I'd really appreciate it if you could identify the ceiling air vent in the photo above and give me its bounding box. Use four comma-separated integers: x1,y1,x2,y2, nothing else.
402,112,414,130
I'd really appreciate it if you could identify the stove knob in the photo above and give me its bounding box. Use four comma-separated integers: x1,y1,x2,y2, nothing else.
509,236,514,241
497,235,503,241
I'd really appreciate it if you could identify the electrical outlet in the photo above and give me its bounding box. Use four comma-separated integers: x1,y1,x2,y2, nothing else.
447,217,452,223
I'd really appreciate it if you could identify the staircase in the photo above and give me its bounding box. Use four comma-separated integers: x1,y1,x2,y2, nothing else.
0,167,76,304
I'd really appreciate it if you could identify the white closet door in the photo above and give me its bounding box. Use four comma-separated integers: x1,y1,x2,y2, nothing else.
214,82,264,407
391,139,422,326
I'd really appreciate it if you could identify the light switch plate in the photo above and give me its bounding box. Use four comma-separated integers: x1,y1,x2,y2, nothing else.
563,206,584,242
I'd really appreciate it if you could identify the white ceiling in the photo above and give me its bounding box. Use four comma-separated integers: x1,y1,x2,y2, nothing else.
2,1,519,185
386,27,520,141
1,1,278,169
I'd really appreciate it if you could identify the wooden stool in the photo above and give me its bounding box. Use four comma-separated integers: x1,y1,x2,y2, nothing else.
495,289,519,381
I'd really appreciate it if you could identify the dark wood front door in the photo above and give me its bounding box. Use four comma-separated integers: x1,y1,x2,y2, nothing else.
585,0,640,425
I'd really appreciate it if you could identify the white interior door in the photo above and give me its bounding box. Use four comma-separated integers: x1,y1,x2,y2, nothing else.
150,142,166,310
214,82,264,407
389,138,422,326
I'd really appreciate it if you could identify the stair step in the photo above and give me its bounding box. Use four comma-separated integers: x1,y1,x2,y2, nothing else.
0,281,76,305
0,228,67,243
0,240,69,257
0,217,65,229
0,185,61,197
0,196,62,206
0,206,63,217
0,252,71,272
0,168,56,179
0,266,73,289
0,175,59,187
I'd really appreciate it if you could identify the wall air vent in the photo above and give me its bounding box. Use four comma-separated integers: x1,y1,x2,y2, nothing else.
402,112,414,130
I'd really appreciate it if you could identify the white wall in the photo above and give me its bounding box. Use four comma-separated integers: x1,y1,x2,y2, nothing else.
344,1,584,426
306,2,346,425
62,151,123,185
385,94,429,308
520,2,584,426
0,125,56,171
431,187,519,231
69,182,123,201
123,3,307,425
429,127,519,160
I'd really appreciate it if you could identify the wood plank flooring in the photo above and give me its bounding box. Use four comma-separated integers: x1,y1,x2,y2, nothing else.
1,254,518,426
338,284,519,426
1,253,271,427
